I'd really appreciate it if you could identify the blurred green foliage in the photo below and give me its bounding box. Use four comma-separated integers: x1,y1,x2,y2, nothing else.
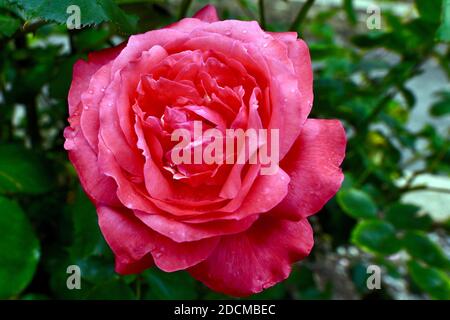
0,0,449,300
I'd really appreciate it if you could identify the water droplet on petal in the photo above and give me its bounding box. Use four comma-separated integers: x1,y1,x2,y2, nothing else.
263,42,268,48
242,29,248,34
225,30,232,36
101,87,106,92
283,98,288,103
84,105,89,110
88,90,94,94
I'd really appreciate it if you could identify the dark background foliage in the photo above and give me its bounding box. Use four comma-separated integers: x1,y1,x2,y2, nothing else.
0,0,449,300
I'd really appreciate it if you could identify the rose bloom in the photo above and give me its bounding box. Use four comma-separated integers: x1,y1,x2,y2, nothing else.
64,5,346,296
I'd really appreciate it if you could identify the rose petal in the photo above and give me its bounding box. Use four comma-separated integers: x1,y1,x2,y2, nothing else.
192,5,220,23
134,210,258,242
115,253,154,275
68,44,125,116
97,206,219,273
64,125,119,206
189,217,313,296
273,119,346,220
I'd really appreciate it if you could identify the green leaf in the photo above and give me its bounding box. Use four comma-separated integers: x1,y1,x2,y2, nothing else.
97,0,138,34
0,144,54,194
430,91,450,116
408,261,450,299
143,269,198,300
343,0,357,25
385,203,433,231
0,14,20,36
351,220,401,255
86,278,135,299
7,0,137,33
337,188,378,219
415,0,443,24
67,186,103,259
21,293,50,300
403,231,450,269
437,0,450,41
0,196,40,298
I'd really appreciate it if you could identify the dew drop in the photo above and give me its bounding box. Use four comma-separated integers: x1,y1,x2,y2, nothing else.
225,30,232,36
88,90,94,94
242,29,248,34
283,98,288,103
263,42,268,48
64,139,76,150
263,34,270,39
108,103,113,107
101,87,106,92
84,105,89,110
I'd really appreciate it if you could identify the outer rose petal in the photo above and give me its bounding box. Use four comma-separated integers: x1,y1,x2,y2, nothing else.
188,217,314,296
64,127,119,206
68,45,125,116
270,33,313,115
273,119,346,220
192,4,219,23
115,254,154,275
97,206,219,273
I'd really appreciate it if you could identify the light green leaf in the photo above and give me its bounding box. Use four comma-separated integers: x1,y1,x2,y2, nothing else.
437,0,450,41
0,196,40,298
408,261,450,299
351,220,401,255
337,188,378,219
0,144,54,194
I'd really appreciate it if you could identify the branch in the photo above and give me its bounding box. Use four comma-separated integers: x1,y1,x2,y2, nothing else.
289,0,316,32
178,0,193,20
258,0,266,29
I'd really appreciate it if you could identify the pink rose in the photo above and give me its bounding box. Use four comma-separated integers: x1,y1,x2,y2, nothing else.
64,5,346,296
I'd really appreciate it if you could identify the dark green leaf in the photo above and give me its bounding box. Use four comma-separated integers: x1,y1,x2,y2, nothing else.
415,0,443,24
343,0,357,25
0,196,40,298
408,261,450,299
351,220,401,255
7,0,138,33
21,293,50,300
385,203,433,231
403,231,450,269
430,91,450,116
143,269,198,300
67,186,102,259
0,144,54,194
86,279,135,299
337,188,378,219
0,14,20,36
